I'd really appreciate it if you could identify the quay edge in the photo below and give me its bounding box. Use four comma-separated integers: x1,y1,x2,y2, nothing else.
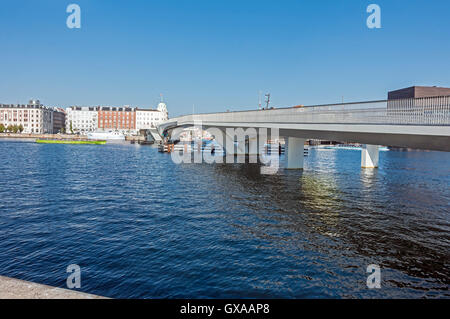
0,276,108,299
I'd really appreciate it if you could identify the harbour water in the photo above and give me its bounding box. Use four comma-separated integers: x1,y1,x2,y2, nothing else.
0,140,449,298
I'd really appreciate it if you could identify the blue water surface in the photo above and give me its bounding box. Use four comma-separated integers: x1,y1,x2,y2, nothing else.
0,140,449,298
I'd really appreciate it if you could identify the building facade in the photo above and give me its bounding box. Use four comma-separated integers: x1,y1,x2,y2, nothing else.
157,101,169,122
388,86,450,100
136,102,168,130
66,106,99,134
52,108,66,133
136,109,160,130
65,99,169,135
0,100,53,134
97,106,136,133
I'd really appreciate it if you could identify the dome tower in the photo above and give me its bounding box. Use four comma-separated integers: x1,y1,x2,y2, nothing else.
157,94,168,120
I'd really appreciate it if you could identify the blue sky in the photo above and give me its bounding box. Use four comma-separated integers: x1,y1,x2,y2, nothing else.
1,0,449,116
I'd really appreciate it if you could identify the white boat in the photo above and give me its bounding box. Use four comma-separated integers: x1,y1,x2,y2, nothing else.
87,131,125,141
321,145,390,151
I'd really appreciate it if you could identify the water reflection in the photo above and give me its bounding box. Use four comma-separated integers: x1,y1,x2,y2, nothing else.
360,168,379,188
209,154,450,295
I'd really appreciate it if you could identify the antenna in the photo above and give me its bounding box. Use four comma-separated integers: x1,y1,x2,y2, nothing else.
265,93,271,109
160,93,164,103
258,91,262,110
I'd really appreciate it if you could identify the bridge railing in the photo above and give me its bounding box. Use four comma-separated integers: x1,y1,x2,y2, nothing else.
171,95,450,126
387,95,450,125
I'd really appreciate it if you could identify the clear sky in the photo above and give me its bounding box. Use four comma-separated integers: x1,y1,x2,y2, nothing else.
1,0,449,116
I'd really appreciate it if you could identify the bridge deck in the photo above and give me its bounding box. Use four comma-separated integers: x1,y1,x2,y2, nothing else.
159,96,450,152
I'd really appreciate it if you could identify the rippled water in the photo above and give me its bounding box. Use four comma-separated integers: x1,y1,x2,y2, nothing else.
0,139,449,298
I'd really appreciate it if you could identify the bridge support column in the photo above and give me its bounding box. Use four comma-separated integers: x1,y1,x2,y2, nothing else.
234,139,247,163
361,144,379,168
287,137,305,170
242,137,258,154
236,140,246,155
222,131,235,155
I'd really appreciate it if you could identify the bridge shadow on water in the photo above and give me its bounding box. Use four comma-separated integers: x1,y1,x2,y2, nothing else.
205,157,450,297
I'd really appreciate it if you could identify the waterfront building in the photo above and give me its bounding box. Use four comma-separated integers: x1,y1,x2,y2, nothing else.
65,99,169,136
52,108,66,134
136,101,168,130
157,100,169,120
0,99,53,134
136,109,160,130
97,106,136,134
388,86,450,99
65,106,99,134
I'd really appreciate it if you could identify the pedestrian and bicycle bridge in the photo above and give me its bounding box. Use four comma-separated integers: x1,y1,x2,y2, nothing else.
158,95,450,169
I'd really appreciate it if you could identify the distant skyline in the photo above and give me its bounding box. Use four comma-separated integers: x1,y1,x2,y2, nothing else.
1,0,450,116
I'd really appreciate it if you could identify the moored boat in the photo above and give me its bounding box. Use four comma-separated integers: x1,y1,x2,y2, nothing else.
87,131,125,141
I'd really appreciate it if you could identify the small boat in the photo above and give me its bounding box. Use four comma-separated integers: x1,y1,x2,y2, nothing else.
322,145,390,151
138,140,154,145
87,131,125,141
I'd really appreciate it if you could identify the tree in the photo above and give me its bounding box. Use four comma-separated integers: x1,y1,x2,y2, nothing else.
70,121,73,134
12,125,19,133
60,127,66,134
0,124,5,133
18,124,24,133
6,125,13,133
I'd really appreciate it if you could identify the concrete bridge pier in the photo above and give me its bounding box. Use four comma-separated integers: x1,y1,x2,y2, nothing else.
221,129,248,163
236,139,246,155
361,144,380,168
222,131,235,155
235,139,247,163
220,129,260,163
243,137,259,154
287,137,306,170
235,137,259,163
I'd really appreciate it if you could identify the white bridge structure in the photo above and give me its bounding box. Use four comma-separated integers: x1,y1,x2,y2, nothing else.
158,96,450,169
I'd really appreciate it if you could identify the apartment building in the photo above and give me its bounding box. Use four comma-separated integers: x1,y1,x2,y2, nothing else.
136,102,168,130
66,106,99,134
97,106,136,134
53,108,66,133
0,100,53,134
65,99,169,135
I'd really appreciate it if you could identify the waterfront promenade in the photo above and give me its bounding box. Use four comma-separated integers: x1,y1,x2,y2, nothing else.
0,133,88,140
0,133,146,143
